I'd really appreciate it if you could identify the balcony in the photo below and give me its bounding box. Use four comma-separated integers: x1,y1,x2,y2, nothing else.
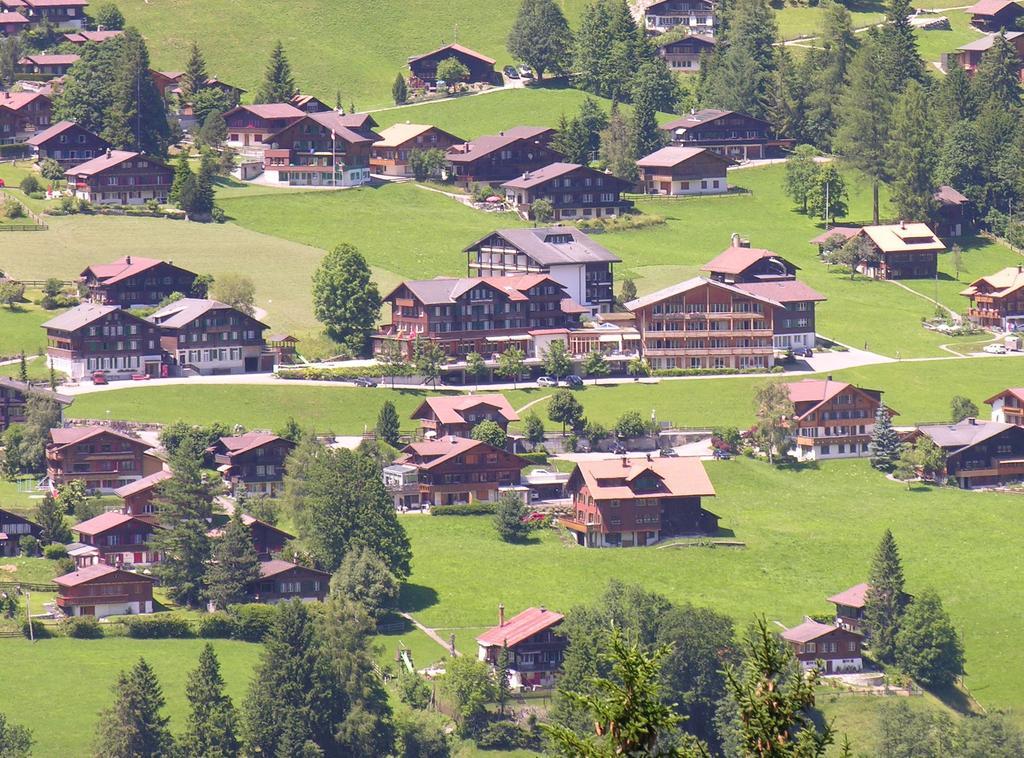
957,459,1024,478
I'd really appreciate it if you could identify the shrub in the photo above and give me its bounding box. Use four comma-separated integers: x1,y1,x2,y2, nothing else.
58,196,77,214
39,158,64,182
65,616,104,639
431,503,498,516
42,543,68,560
19,535,38,557
476,721,532,750
4,199,25,219
27,191,45,200
54,557,75,576
22,619,50,639
125,616,193,639
651,366,771,378
211,206,226,223
18,175,42,194
196,611,235,639
277,365,387,381
398,670,432,709
229,603,277,642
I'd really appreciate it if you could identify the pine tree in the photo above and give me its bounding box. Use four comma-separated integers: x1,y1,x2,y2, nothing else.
865,529,908,664
375,400,401,447
935,62,976,124
191,150,216,217
95,658,174,758
507,0,572,79
631,62,668,159
877,0,924,91
972,30,1023,110
102,28,171,156
180,644,240,758
206,511,261,610
169,152,194,207
803,3,858,149
17,352,27,383
255,41,297,104
599,102,637,182
494,491,529,542
496,643,512,715
870,407,901,471
34,493,70,545
180,42,208,102
391,72,408,105
889,80,937,222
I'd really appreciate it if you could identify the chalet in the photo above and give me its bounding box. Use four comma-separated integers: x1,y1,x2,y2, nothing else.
854,222,945,280
477,605,566,689
445,126,561,188
783,379,889,461
636,146,731,196
411,394,519,439
0,91,50,144
207,432,296,496
208,514,294,559
80,255,198,307
392,436,527,506
262,111,378,187
464,227,621,315
370,123,464,177
247,560,330,604
223,103,304,150
644,0,716,35
987,388,1024,425
65,149,173,206
382,463,422,509
407,43,497,86
933,185,971,237
115,469,172,516
374,274,586,360
781,620,863,673
289,93,331,113
828,583,869,633
0,508,41,557
966,0,1024,30
656,33,716,72
265,333,300,365
954,32,1024,80
0,10,29,35
561,456,719,547
43,302,163,381
54,564,155,618
46,426,158,493
625,277,778,372
17,53,79,77
72,512,161,566
5,0,87,28
25,120,110,169
62,29,123,44
147,298,269,375
809,226,861,257
960,265,1024,331
703,245,799,284
914,417,1024,488
0,377,71,433
660,109,790,161
501,162,633,222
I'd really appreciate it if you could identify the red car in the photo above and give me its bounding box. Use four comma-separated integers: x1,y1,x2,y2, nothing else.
91,371,108,385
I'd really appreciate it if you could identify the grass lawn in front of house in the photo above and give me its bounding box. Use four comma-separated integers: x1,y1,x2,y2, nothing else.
0,302,56,359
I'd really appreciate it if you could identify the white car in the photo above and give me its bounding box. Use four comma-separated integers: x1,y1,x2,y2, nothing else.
984,344,1007,354
536,376,558,387
518,65,534,79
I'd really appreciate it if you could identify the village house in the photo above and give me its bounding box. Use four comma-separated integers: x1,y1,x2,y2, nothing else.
501,162,632,222
289,93,331,113
3,0,87,28
223,102,305,150
953,31,1024,80
54,563,155,618
703,244,799,284
828,583,869,633
72,511,161,567
966,0,1024,30
913,417,1024,488
933,185,972,237
262,110,379,187
781,619,863,673
960,265,1024,331
25,120,110,169
208,514,294,560
65,149,174,206
147,298,270,375
637,146,732,196
644,0,717,35
809,226,861,257
853,222,945,280
17,53,79,77
986,388,1024,425
783,379,889,461
370,123,464,177
247,560,330,604
0,377,71,433
561,456,719,548
477,605,567,689
62,29,122,44
115,469,172,516
375,274,586,360
391,436,527,506
411,394,519,439
43,302,163,381
0,508,41,557
445,126,561,188
382,463,422,510
656,33,716,72
661,109,790,161
407,43,498,86
206,432,296,496
149,70,183,99
464,227,620,316
0,91,50,143
625,277,778,371
46,426,159,493
80,255,198,307
0,10,29,35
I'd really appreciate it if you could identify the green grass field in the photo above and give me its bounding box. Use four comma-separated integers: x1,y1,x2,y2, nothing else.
0,304,53,358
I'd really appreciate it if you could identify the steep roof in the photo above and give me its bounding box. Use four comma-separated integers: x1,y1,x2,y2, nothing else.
49,425,147,450
0,91,47,112
781,620,843,644
114,469,172,498
625,276,783,311
828,582,870,609
258,559,330,580
916,418,1018,452
81,255,165,285
934,185,969,206
446,127,555,163
734,280,826,304
636,145,730,168
959,266,1024,299
408,42,496,66
411,394,519,425
985,388,1024,405
502,162,625,190
958,30,1024,51
703,246,798,276
387,274,566,306
73,511,153,536
147,298,268,330
214,432,291,457
859,223,945,254
464,227,620,266
54,563,153,588
571,457,716,500
0,376,72,405
477,607,564,647
42,302,121,332
783,379,887,420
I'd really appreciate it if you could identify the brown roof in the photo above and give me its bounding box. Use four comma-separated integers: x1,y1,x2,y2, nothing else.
73,511,153,536
446,127,555,163
81,255,165,286
934,185,969,206
959,266,1024,299
19,54,79,65
258,559,330,580
985,388,1024,405
477,607,564,647
397,436,526,471
65,150,166,178
735,280,826,303
809,226,860,245
636,146,730,169
114,469,172,498
49,425,146,450
966,0,1021,15
0,376,72,405
828,582,870,609
411,394,519,425
148,298,268,331
781,619,844,644
54,563,153,588
626,276,783,311
408,42,496,66
703,246,798,276
572,457,716,500
215,432,291,457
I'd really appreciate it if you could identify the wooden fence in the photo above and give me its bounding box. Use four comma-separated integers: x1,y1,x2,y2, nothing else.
0,190,48,231
0,581,57,593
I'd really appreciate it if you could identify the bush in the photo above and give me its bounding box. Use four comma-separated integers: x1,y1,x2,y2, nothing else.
125,616,194,639
4,199,25,219
517,451,549,466
65,616,104,639
476,721,532,750
58,195,77,215
22,619,50,639
398,670,432,709
277,365,388,381
196,611,235,639
39,158,64,182
431,503,499,516
19,175,42,195
42,543,68,560
19,535,38,557
651,366,773,378
211,206,226,223
228,603,277,642
54,557,75,576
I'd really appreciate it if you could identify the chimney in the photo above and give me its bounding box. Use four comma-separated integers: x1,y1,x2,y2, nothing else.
499,130,504,136
827,374,832,381
646,453,653,462
539,605,546,613
899,220,906,229
498,603,505,627
968,417,976,425
690,107,695,115
105,147,112,158
730,232,741,248
621,456,630,467
125,255,131,265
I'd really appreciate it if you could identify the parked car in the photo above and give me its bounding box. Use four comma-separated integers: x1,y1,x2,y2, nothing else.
793,346,813,358
503,65,519,79
91,370,108,385
577,441,592,453
353,377,378,387
518,65,534,79
537,376,558,387
713,449,732,460
609,441,627,455
984,344,1007,354
564,375,584,388
659,448,678,457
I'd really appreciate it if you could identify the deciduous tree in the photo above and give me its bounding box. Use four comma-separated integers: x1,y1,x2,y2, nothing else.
413,337,445,388
752,381,794,464
895,589,965,688
496,346,526,388
524,412,546,446
580,350,609,384
34,493,70,545
435,57,470,84
464,351,487,390
0,711,32,757
784,144,819,213
507,0,572,79
471,419,508,449
330,545,400,620
91,2,125,30
211,273,255,316
312,243,381,354
548,389,584,434
950,395,979,423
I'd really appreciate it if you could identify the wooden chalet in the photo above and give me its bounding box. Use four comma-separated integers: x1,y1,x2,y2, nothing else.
933,185,971,237
656,33,716,72
17,53,79,76
3,0,87,28
966,0,1024,30
954,32,1024,81
207,432,296,496
660,109,791,161
501,162,632,222
986,388,1024,426
80,255,198,307
913,417,1024,488
445,126,561,188
46,426,159,493
149,70,183,99
62,29,123,44
854,222,945,280
644,0,716,34
115,469,172,516
960,265,1024,331
43,303,164,381
477,605,566,688
147,298,270,375
370,123,464,177
561,456,719,547
636,146,731,195
72,511,161,566
223,103,305,149
208,514,294,560
246,560,330,604
411,394,519,439
828,583,869,633
781,619,863,673
407,43,498,86
0,376,71,434
0,508,41,557
26,120,110,169
65,149,173,206
0,91,50,144
0,10,30,35
783,379,889,461
392,436,527,506
54,563,155,619
289,93,331,113
262,111,379,187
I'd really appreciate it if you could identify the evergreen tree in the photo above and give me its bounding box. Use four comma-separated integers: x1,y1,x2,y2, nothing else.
0,36,20,88
191,149,216,217
865,529,908,664
935,62,976,124
507,0,572,79
972,30,1023,110
599,102,637,182
392,72,408,105
631,62,668,160
766,47,807,141
523,412,546,446
95,658,174,758
573,0,644,102
870,407,901,471
34,493,70,545
17,352,26,383
496,643,512,715
889,81,937,221
312,243,381,354
169,151,194,207
197,110,228,150
330,545,400,620
180,41,208,101
206,510,261,610
877,0,925,91
895,589,965,688
375,400,401,447
180,644,240,758
255,41,297,104
102,28,171,155
494,491,530,542
552,97,609,164
802,2,858,149
705,43,766,118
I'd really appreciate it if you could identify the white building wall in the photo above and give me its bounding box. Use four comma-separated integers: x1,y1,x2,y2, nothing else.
68,599,152,619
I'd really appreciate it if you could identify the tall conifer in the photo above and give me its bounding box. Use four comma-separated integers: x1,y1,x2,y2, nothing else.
864,529,908,663
255,41,297,104
95,658,174,757
181,644,240,758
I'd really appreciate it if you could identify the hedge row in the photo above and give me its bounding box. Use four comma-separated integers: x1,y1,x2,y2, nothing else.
431,502,499,516
652,366,785,378
120,604,279,641
517,451,549,465
278,366,390,381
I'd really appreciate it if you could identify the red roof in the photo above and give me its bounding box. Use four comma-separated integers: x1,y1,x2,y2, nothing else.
49,425,147,450
477,607,564,647
82,255,164,286
65,150,163,178
828,582,870,609
215,432,291,457
411,394,519,425
572,457,716,500
0,11,28,23
781,619,844,644
967,0,1021,14
54,563,153,588
735,280,826,303
397,435,522,470
809,226,860,245
73,511,154,536
408,42,496,66
985,388,1024,405
703,246,793,275
0,91,48,112
114,469,172,498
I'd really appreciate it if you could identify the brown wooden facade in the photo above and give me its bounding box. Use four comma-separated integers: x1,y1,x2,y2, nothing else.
0,508,41,557
0,91,50,144
80,256,198,307
44,304,164,381
26,120,109,169
46,427,156,493
446,127,561,187
0,377,70,433
207,433,296,497
407,43,498,86
246,560,330,604
501,162,632,221
661,109,791,161
394,437,527,506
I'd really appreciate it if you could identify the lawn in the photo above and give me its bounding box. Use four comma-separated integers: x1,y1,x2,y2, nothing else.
397,457,1024,719
900,234,1023,312
913,9,986,71
0,303,54,359
0,637,260,756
